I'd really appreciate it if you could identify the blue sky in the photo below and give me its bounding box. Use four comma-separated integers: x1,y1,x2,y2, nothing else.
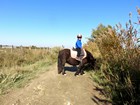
0,0,140,48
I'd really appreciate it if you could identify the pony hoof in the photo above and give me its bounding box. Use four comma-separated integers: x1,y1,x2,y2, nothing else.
80,73,85,75
64,73,67,76
75,74,80,77
74,73,79,76
76,75,79,77
58,71,62,74
83,73,86,75
62,73,66,75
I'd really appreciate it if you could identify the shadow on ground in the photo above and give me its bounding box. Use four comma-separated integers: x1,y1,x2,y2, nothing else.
91,86,112,105
64,66,77,72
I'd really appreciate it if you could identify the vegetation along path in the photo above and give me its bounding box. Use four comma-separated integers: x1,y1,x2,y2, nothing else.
0,63,109,105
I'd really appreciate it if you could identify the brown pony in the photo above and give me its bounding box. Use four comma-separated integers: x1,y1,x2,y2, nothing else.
57,49,96,76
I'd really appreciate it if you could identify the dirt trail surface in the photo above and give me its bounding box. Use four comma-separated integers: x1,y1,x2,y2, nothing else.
0,63,109,105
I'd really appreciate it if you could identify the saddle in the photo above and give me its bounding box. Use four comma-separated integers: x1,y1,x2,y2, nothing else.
70,48,87,61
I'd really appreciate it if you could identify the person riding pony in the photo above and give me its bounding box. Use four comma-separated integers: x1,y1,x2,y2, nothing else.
57,34,96,76
75,34,82,60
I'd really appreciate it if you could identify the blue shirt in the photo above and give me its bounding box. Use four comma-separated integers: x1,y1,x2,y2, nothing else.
75,39,82,48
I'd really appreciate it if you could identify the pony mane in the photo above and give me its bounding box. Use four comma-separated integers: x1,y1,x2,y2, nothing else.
85,49,95,60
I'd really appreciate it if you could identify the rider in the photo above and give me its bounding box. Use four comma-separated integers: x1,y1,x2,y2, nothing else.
75,34,82,60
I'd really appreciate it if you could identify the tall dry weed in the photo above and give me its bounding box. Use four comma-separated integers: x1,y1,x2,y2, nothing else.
88,8,140,104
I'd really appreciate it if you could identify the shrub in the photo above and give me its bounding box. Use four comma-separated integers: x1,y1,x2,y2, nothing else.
87,8,140,104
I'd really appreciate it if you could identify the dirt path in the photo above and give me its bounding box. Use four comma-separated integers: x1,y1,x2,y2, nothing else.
0,63,109,105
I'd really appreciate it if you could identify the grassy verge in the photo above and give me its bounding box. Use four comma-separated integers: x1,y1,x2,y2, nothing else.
0,58,54,95
0,47,61,95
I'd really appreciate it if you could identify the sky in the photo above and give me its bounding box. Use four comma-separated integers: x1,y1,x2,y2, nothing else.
0,0,140,48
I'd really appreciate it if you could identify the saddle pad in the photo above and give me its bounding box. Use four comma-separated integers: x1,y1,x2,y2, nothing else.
70,49,87,60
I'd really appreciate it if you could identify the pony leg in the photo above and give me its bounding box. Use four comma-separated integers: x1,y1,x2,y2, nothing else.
79,63,85,75
75,68,80,76
58,54,66,75
62,64,66,75
75,62,82,76
58,65,62,74
61,60,66,75
80,68,85,75
58,56,63,74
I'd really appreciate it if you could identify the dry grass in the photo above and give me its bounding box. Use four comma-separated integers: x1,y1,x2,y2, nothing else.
0,47,61,94
86,15,140,104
